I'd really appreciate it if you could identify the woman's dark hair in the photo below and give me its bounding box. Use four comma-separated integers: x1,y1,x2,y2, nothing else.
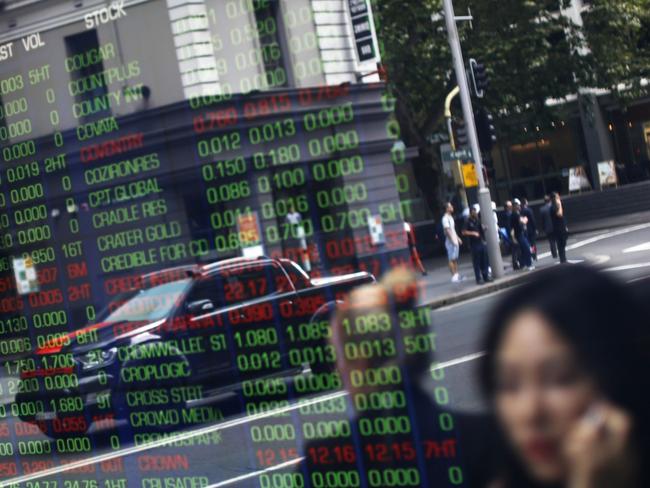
479,264,650,486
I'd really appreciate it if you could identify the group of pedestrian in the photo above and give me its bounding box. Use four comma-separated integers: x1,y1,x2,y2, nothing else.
504,192,568,270
505,198,536,271
442,192,569,284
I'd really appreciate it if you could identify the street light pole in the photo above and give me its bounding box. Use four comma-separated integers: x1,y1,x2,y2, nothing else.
444,86,468,209
444,86,460,151
441,0,504,278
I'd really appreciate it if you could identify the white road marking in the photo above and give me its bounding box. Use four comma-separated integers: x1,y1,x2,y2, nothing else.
566,223,650,250
205,348,487,487
210,352,492,487
582,254,610,265
623,242,650,254
432,352,486,371
0,391,347,487
207,458,305,487
604,262,650,272
626,274,650,283
537,222,650,259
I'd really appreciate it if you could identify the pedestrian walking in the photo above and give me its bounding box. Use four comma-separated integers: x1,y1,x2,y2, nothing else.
462,204,492,284
551,191,568,263
520,198,538,260
510,199,534,270
442,202,463,282
540,194,558,258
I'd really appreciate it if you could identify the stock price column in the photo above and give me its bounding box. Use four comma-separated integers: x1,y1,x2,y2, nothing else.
0,36,104,478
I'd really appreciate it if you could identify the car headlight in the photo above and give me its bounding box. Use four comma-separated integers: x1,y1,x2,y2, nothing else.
77,347,117,371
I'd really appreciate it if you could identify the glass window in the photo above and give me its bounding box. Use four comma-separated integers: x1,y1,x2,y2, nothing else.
0,0,472,485
5,0,647,487
101,278,191,322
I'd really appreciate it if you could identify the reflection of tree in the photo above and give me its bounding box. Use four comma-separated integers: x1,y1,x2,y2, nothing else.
581,0,650,102
371,0,585,209
372,0,650,206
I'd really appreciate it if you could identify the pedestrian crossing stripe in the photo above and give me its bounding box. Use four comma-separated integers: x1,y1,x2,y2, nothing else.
623,242,650,254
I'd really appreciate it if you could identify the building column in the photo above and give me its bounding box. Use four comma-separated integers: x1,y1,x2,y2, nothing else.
166,0,221,99
311,0,380,85
562,0,616,190
577,93,616,190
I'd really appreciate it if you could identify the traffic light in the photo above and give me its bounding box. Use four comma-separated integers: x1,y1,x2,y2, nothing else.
454,118,469,147
469,58,489,98
475,107,498,152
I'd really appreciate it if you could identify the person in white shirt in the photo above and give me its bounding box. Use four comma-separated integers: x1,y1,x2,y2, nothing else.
442,202,463,282
286,202,311,272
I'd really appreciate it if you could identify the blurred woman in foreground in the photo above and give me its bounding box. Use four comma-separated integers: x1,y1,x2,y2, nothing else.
480,265,649,488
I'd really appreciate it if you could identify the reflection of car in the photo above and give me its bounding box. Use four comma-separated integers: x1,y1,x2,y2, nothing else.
16,257,374,438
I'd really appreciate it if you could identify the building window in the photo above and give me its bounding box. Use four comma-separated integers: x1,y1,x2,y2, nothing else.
65,29,110,121
254,0,289,88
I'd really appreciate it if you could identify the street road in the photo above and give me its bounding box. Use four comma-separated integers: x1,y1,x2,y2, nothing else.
433,223,650,413
3,224,650,487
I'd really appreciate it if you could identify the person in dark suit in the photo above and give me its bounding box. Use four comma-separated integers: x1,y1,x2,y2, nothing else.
550,192,568,263
539,195,557,259
510,199,534,271
520,199,537,261
462,205,492,284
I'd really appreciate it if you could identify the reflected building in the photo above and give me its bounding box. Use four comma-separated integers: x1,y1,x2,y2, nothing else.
0,0,419,329
0,1,437,485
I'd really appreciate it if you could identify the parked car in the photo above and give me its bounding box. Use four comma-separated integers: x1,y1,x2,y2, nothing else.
15,257,374,438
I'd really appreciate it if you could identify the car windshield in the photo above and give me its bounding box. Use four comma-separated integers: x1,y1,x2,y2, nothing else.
98,278,192,323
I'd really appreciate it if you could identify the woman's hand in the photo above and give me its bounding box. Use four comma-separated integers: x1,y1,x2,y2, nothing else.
564,403,637,488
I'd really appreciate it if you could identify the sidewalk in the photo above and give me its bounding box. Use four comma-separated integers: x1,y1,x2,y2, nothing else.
418,209,650,309
418,246,554,309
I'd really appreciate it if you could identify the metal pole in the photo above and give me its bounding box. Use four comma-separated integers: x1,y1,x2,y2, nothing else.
444,86,460,123
444,86,467,209
441,0,504,278
445,87,459,152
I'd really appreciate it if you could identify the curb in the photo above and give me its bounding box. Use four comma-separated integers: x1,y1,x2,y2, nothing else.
424,268,541,310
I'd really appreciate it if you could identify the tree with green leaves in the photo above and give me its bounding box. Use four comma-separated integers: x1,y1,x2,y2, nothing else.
580,0,650,100
371,0,646,212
